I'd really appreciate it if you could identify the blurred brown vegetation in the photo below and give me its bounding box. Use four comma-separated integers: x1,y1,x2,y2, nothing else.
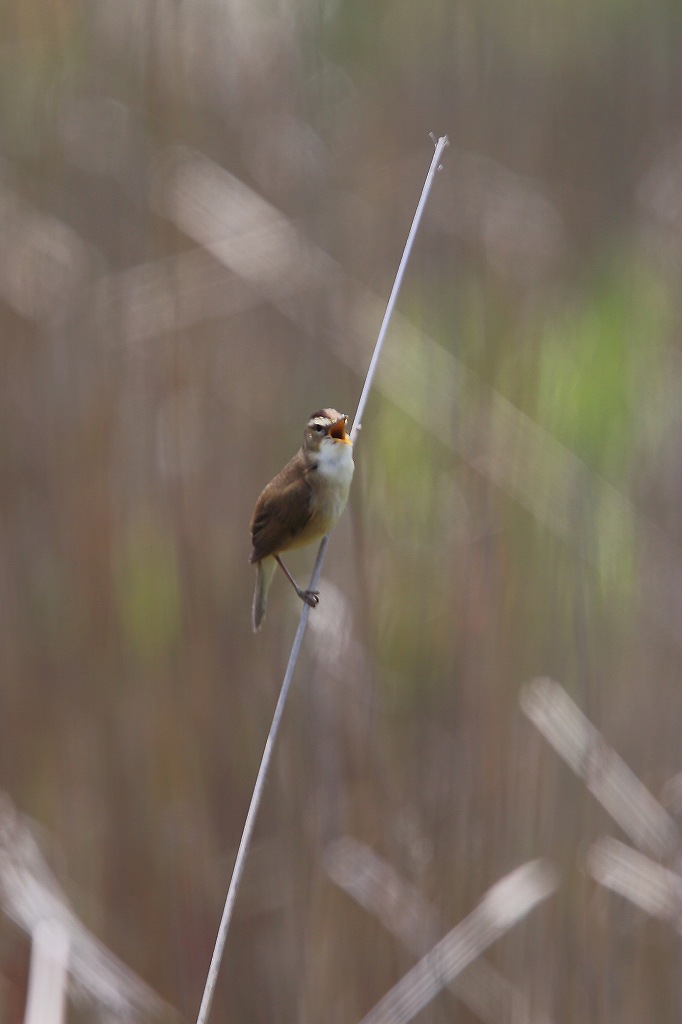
2,0,682,1020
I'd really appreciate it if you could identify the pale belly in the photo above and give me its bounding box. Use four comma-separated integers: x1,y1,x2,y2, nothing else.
282,443,354,552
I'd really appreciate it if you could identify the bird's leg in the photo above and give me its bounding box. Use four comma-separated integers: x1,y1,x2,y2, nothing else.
275,555,319,608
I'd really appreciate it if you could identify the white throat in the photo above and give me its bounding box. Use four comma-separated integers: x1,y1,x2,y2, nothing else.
313,439,354,525
315,438,354,484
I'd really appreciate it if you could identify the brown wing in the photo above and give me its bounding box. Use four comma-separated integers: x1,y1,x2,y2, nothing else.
249,452,315,563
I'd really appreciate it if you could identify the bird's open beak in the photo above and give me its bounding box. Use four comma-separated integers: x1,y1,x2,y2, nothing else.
330,416,351,444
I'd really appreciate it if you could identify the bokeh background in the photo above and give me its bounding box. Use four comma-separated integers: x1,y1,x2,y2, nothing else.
3,0,682,1021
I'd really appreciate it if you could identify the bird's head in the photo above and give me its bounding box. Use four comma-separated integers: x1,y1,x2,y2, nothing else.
303,409,352,455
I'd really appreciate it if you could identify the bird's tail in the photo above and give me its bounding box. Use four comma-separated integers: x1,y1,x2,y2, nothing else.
252,557,277,632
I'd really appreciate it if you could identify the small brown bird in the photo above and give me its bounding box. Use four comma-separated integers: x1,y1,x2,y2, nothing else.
249,408,354,631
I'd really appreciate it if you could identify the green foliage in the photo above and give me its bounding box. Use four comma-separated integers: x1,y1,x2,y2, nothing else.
536,260,672,476
116,515,182,665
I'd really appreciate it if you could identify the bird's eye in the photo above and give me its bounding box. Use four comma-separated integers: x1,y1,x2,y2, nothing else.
312,424,325,433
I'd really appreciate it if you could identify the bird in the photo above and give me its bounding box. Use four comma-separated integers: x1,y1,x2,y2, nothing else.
249,408,354,631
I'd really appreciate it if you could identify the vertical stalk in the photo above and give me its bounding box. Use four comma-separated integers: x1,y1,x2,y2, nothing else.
196,135,449,1024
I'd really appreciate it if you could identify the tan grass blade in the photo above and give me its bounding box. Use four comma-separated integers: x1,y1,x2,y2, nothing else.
521,677,678,858
356,860,557,1024
326,837,556,1024
587,837,682,928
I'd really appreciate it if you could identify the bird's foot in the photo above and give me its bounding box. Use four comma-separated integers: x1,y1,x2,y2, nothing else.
298,588,319,608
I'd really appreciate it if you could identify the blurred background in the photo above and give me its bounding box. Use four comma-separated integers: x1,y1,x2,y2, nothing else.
2,0,682,1020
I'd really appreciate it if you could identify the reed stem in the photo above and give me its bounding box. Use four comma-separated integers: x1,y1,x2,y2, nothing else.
196,134,449,1024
